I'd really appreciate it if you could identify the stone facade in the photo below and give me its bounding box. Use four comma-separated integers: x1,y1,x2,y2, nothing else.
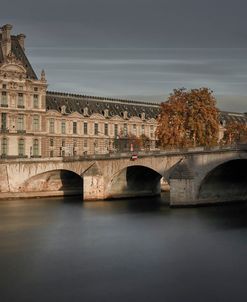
0,24,159,158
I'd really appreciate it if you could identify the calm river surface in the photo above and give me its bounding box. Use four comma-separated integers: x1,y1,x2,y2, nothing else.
1,195,247,302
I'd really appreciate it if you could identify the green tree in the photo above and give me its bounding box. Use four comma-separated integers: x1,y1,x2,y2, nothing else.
156,88,220,148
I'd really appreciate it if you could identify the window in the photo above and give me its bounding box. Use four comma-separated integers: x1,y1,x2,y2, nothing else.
1,91,7,106
114,124,118,137
123,123,128,136
104,124,108,136
49,119,54,133
18,138,25,157
61,120,66,134
18,93,24,108
33,94,39,108
33,115,39,131
17,115,24,131
33,139,39,157
94,123,98,135
83,140,88,148
34,87,38,92
84,122,88,135
50,150,54,157
1,137,7,156
133,124,137,134
73,122,77,134
50,138,54,147
1,113,7,130
141,125,145,134
61,139,65,156
2,84,6,89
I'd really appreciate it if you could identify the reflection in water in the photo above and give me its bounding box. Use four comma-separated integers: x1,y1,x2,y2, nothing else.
0,196,247,302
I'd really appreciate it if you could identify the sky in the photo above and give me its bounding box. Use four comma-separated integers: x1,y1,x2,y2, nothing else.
1,0,247,111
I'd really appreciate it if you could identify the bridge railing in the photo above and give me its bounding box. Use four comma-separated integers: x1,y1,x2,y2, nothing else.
0,144,246,162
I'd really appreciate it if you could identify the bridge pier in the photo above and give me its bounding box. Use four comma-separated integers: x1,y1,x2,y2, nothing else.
83,162,105,200
170,179,197,206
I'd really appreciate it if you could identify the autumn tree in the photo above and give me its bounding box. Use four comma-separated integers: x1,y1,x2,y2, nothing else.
113,133,141,152
221,121,247,145
156,88,220,148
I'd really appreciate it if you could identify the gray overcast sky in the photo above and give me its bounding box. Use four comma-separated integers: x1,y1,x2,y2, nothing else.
1,0,247,111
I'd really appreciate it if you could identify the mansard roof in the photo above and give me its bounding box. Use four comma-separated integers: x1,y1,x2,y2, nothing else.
0,34,37,80
46,91,160,119
219,111,247,125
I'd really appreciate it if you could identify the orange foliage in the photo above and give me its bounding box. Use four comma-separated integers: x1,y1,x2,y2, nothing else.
222,121,247,145
156,88,220,148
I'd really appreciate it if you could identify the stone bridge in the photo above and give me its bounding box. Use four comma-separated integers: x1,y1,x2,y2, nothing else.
0,146,247,206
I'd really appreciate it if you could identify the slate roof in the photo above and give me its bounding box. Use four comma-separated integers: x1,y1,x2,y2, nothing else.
46,91,160,119
219,111,247,125
0,34,37,80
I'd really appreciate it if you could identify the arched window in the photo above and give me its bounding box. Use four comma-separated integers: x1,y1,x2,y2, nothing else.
18,138,25,157
33,139,39,157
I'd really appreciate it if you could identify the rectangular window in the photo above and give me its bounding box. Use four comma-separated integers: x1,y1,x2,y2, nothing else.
2,84,6,89
50,150,54,157
33,115,39,132
18,93,24,108
49,119,54,133
141,125,145,134
62,139,65,147
1,137,7,156
1,113,7,130
17,115,24,131
104,124,108,136
83,140,88,148
61,120,66,134
114,124,118,137
123,123,128,136
94,123,98,135
73,122,77,134
50,138,54,147
33,94,39,109
18,139,25,157
1,91,7,107
33,139,39,157
84,122,88,135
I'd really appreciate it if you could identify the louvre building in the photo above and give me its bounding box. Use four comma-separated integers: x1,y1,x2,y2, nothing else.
0,24,246,158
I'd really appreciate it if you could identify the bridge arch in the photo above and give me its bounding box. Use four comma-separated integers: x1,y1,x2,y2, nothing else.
198,159,247,203
21,169,83,198
106,165,162,199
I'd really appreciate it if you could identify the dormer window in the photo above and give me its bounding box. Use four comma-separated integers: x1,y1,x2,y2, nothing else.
141,112,145,120
61,105,66,114
123,111,128,119
84,107,89,116
104,109,109,118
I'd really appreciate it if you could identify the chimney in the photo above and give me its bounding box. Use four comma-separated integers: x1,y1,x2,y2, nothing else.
1,24,13,58
17,33,26,51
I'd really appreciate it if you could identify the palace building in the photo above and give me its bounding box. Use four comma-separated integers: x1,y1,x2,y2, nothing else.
0,24,247,158
0,24,159,158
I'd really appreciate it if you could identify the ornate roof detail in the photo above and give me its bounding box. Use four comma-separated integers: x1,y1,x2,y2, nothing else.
41,69,46,82
5,51,22,65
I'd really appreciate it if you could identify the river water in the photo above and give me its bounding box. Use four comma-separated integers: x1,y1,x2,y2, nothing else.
1,195,247,302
